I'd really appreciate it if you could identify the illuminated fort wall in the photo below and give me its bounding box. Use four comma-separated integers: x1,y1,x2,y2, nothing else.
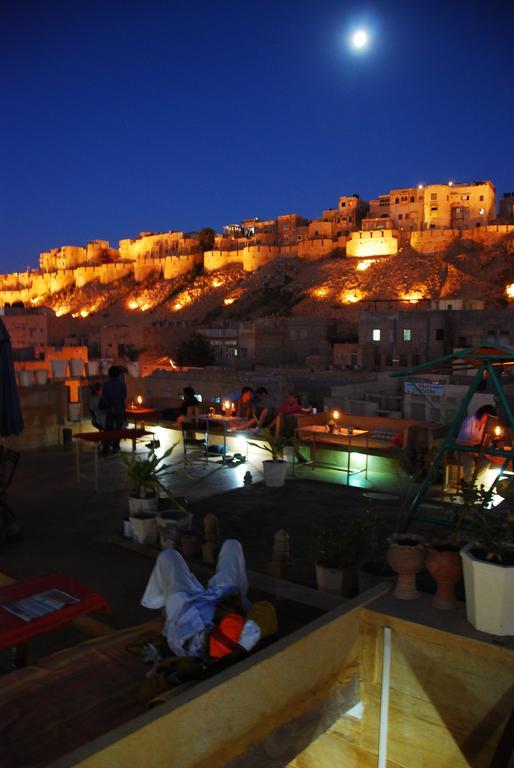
346,230,399,258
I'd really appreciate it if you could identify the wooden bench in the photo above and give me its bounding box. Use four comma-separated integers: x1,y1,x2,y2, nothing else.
295,413,443,476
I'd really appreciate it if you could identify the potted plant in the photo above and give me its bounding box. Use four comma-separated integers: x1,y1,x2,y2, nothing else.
315,514,373,597
120,445,183,545
458,481,514,635
248,429,290,488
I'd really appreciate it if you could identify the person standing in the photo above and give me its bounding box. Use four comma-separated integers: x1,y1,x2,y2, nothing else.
456,404,497,485
101,366,127,453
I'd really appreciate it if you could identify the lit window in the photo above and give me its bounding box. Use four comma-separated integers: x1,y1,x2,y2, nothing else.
403,329,412,341
479,208,485,215
372,329,381,341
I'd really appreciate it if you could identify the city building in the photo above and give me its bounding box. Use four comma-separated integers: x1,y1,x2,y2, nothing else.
358,307,514,371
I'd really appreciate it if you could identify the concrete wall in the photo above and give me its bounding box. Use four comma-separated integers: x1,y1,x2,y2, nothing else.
8,382,68,451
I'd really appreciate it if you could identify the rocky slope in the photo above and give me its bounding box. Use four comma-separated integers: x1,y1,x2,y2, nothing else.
42,233,514,328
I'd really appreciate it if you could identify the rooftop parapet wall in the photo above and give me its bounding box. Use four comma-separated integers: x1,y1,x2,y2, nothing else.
347,230,398,258
243,244,292,271
163,252,201,280
98,261,133,284
410,228,459,253
204,249,244,272
119,232,197,262
410,224,514,253
297,238,336,260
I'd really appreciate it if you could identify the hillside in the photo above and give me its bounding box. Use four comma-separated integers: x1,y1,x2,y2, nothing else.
41,234,514,328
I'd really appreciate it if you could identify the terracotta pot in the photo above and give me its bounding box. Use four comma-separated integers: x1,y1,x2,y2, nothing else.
425,542,463,609
387,534,426,600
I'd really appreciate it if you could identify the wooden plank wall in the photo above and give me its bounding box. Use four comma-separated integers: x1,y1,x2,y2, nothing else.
289,608,514,768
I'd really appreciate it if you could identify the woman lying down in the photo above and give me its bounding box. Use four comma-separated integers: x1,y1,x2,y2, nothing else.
137,539,277,704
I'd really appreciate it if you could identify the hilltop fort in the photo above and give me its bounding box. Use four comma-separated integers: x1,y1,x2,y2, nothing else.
1,180,513,311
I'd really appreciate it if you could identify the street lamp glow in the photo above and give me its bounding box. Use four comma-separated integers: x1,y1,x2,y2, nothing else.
352,29,368,49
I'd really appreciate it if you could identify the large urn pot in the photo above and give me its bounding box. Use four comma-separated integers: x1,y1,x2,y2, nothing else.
425,542,463,610
387,534,426,600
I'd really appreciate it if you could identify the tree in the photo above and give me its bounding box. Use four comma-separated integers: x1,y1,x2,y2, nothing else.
198,227,216,253
176,334,214,367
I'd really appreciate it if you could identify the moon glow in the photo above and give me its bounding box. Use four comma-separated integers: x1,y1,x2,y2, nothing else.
352,29,368,49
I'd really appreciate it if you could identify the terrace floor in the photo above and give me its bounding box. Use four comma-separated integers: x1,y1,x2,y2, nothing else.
0,425,453,670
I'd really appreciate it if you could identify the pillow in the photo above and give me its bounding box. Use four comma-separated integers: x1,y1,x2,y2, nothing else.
371,428,403,446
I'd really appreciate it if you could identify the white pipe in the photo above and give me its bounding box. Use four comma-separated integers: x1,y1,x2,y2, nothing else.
378,626,392,768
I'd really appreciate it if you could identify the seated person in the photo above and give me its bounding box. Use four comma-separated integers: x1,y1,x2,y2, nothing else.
162,387,200,424
88,383,106,431
232,386,275,432
270,393,310,437
141,540,261,658
456,404,497,486
229,386,254,427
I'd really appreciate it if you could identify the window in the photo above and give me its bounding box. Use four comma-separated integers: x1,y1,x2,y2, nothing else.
282,223,289,229
431,193,437,201
410,196,415,203
405,213,410,219
479,195,484,201
394,197,399,204
479,208,485,215
372,329,381,341
401,195,407,202
435,328,444,340
340,201,346,207
379,197,390,206
431,206,438,211
314,230,319,236
398,214,403,220
403,329,412,341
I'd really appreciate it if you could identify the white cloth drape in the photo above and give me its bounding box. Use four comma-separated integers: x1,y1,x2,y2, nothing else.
141,539,254,656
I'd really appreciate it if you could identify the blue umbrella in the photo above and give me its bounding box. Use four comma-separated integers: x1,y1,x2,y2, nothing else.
0,318,24,438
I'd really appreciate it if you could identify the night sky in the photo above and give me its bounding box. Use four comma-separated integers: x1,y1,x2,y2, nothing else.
2,0,513,273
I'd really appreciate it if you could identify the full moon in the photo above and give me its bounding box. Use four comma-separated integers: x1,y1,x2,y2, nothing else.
351,29,368,49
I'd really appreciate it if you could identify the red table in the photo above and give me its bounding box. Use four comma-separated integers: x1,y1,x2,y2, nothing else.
126,407,162,430
74,429,154,490
0,572,110,660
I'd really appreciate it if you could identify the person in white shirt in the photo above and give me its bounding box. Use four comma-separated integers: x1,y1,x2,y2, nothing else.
456,404,497,485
